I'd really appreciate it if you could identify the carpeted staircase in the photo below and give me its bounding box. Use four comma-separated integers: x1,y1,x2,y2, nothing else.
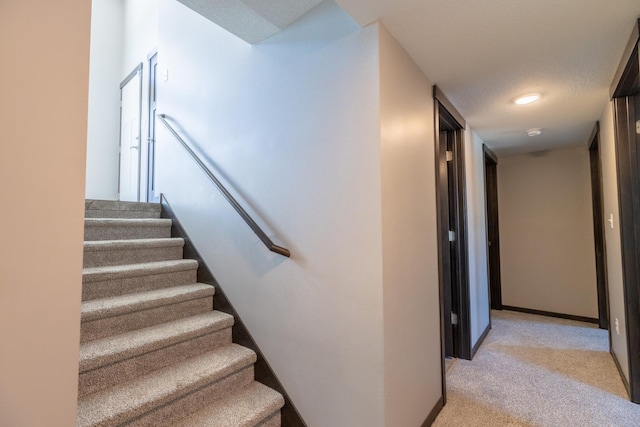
77,200,284,427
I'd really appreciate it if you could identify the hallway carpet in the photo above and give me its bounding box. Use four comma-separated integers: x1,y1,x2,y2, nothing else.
433,310,640,426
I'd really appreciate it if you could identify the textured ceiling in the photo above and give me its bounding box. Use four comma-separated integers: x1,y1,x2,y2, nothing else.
335,0,640,156
176,0,323,44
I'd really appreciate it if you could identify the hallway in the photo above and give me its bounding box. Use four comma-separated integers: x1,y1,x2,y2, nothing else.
434,311,640,426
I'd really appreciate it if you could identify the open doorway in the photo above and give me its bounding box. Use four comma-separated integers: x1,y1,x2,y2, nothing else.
434,86,471,371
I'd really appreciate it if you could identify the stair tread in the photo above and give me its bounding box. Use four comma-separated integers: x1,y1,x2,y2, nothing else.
79,311,234,373
85,218,171,227
84,238,185,251
171,382,284,427
85,199,161,213
81,283,215,322
77,344,256,427
83,260,198,282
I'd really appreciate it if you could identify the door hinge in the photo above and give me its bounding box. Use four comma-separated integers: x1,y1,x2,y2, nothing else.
636,120,640,135
446,151,453,161
451,312,458,325
449,230,456,242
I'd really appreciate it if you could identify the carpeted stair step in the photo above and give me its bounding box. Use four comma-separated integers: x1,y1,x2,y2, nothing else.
82,259,198,300
83,238,185,268
77,344,257,427
78,311,234,397
84,218,172,241
171,382,285,427
80,283,215,343
85,199,161,219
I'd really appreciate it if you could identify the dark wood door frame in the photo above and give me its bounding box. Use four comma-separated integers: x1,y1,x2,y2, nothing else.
434,86,472,406
610,17,640,403
587,123,610,331
483,145,502,311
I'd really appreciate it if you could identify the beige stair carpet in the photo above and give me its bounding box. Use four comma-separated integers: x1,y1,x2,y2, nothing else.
78,200,284,427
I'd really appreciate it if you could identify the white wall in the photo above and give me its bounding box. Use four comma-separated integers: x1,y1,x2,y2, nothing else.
122,0,158,76
157,1,387,425
86,0,159,201
465,130,490,347
498,146,598,318
0,1,90,426
599,101,628,383
379,25,442,426
86,0,124,200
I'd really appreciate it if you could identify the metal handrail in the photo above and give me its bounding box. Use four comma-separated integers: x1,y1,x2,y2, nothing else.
157,114,290,257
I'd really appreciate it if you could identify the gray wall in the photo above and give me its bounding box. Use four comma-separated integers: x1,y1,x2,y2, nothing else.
0,0,90,425
498,146,598,319
599,101,628,382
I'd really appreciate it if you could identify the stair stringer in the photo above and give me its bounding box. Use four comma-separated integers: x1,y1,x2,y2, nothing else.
160,195,307,427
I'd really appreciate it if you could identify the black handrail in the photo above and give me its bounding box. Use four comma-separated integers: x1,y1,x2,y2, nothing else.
157,114,290,257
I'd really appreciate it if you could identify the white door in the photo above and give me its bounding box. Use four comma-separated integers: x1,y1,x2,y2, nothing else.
119,65,142,201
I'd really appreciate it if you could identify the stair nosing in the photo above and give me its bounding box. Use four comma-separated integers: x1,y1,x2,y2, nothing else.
170,382,285,427
77,344,256,427
83,238,185,252
82,259,198,283
85,200,161,211
84,218,172,227
81,283,215,322
79,311,234,373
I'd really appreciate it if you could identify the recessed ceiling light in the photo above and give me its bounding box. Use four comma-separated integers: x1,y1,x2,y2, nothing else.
527,128,542,136
515,94,540,105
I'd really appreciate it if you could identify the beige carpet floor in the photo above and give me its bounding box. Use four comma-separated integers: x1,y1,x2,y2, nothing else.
433,310,640,426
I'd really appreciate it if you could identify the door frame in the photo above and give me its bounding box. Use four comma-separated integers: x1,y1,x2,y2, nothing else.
118,63,143,201
483,145,502,312
434,86,472,401
147,51,159,202
587,123,610,331
610,17,640,402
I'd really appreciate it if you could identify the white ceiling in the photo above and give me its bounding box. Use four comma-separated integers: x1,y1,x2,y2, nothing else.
336,0,640,156
176,0,323,44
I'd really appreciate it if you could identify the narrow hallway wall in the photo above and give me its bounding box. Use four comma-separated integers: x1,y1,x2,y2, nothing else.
379,24,441,426
497,146,598,319
0,0,91,425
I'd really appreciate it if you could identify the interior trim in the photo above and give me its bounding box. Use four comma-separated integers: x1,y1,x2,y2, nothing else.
502,305,599,325
421,396,444,427
433,86,466,129
612,347,632,396
470,322,491,359
610,18,640,98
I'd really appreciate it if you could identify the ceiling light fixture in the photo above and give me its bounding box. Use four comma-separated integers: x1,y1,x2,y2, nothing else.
527,128,542,136
515,94,540,105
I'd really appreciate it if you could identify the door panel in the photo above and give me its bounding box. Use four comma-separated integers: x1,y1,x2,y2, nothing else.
484,154,502,310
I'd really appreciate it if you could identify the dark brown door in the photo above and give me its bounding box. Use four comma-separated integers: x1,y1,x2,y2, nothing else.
588,125,609,330
484,148,502,310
